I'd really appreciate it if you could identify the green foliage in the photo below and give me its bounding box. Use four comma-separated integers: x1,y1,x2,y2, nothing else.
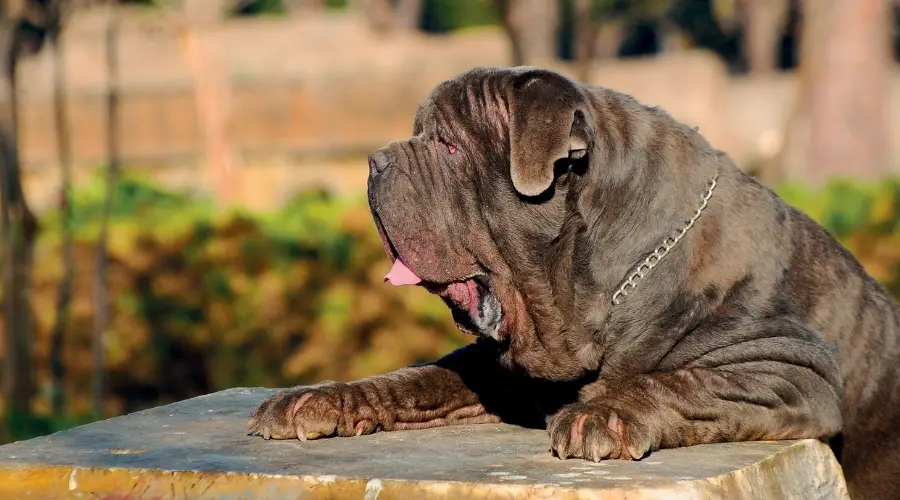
2,409,97,444
421,0,498,33
778,178,900,237
3,173,468,443
232,0,287,16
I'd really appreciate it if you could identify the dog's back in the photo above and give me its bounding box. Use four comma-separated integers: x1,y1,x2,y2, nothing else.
783,205,900,499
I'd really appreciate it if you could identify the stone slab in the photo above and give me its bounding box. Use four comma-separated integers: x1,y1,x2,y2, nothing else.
0,388,848,499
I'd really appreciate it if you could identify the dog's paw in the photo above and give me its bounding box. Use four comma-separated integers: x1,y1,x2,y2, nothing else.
547,402,655,461
247,382,379,441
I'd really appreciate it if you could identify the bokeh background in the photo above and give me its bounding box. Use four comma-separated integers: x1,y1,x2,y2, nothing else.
1,0,899,443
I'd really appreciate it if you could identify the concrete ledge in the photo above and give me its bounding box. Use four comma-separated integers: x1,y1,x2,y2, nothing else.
0,388,848,499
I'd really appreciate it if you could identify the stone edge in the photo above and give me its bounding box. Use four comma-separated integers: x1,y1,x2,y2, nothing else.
0,439,847,500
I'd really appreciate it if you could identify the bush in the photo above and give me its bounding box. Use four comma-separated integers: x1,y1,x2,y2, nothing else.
2,173,899,441
16,172,468,424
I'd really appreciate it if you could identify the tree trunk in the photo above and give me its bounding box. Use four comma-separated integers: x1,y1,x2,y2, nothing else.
494,0,559,66
0,14,38,426
92,0,120,419
48,16,73,418
353,0,421,35
573,0,596,80
777,0,891,183
356,0,393,34
392,0,421,31
181,0,234,206
593,23,623,61
493,0,524,66
741,0,789,75
573,0,623,82
657,17,690,53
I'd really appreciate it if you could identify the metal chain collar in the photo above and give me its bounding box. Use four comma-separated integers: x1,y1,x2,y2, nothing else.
611,173,719,306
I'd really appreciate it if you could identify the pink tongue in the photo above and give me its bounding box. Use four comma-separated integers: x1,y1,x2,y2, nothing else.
384,259,422,286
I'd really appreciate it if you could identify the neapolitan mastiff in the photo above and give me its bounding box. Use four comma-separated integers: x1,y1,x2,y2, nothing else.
248,67,900,499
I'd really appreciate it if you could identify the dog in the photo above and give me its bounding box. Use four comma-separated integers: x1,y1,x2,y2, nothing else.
248,67,900,499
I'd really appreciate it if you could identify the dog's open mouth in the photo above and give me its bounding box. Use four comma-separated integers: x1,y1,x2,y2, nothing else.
434,274,502,340
383,258,503,341
372,212,503,340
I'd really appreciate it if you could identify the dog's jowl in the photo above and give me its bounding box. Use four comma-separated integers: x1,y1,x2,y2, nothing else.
248,67,900,500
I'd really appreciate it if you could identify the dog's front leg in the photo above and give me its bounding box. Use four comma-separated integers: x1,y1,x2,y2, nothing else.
248,342,534,440
547,328,843,461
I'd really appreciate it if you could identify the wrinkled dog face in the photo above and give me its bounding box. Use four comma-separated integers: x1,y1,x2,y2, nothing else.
367,67,596,368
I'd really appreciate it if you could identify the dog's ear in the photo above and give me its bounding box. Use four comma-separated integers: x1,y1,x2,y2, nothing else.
506,72,595,197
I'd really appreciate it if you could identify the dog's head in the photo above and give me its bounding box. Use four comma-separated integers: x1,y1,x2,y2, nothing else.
366,67,599,380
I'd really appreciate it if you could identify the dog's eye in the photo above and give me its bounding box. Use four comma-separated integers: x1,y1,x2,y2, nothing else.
437,137,457,154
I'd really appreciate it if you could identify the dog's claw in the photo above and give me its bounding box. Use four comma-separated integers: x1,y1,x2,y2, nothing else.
296,424,307,442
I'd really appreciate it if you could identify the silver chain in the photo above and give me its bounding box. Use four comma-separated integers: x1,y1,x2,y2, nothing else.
611,174,719,306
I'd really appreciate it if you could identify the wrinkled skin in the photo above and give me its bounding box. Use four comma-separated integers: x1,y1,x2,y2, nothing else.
248,67,900,500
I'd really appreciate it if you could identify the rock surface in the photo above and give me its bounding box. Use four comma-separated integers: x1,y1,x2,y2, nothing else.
0,388,848,499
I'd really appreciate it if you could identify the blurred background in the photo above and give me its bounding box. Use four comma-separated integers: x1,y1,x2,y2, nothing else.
0,0,898,443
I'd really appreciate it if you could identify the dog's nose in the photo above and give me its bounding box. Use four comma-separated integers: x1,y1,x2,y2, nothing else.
368,148,394,177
